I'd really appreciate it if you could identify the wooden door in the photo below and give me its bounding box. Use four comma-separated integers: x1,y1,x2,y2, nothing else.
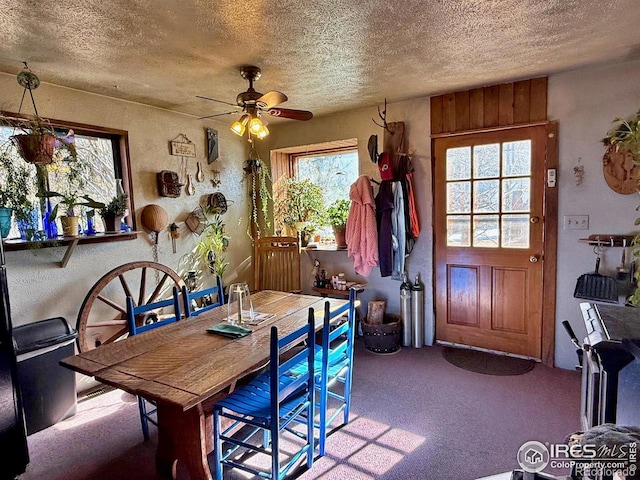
434,126,547,359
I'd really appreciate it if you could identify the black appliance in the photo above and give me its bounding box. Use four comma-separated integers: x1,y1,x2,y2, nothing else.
577,302,640,430
0,241,29,478
616,338,640,428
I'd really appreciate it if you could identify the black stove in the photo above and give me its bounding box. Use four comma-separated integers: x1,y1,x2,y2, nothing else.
578,303,639,429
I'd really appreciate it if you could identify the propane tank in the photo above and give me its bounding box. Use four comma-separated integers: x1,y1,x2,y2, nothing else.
400,272,412,347
411,273,425,348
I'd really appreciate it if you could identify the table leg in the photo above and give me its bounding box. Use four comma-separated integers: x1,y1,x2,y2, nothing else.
156,402,212,480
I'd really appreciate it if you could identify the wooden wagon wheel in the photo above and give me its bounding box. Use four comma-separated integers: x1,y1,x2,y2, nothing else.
76,261,185,352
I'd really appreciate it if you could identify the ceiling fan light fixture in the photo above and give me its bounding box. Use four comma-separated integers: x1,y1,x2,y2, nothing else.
256,124,269,139
248,116,264,135
230,114,249,136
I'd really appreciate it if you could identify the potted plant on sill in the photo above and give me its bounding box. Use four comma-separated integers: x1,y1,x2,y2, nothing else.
99,191,128,233
326,198,350,248
275,178,325,244
39,191,104,237
605,109,640,304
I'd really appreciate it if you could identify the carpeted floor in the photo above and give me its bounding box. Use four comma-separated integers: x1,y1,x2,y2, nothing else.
21,342,581,480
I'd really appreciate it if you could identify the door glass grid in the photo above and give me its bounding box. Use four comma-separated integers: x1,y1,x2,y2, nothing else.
445,140,531,248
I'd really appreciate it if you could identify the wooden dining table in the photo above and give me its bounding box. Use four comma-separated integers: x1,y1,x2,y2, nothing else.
61,290,349,480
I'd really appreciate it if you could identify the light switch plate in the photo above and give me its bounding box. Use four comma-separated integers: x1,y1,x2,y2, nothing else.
564,215,589,230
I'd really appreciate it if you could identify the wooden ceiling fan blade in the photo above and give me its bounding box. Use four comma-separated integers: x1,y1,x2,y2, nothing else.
266,108,313,121
196,95,240,108
197,111,238,120
257,91,288,109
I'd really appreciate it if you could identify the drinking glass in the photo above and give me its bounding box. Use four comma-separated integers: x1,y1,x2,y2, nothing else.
227,283,254,325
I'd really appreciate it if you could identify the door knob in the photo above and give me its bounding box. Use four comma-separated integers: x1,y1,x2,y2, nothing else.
530,255,539,263
530,216,540,224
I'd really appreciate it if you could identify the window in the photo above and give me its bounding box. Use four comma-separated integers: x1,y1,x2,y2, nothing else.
0,114,132,240
445,140,532,248
271,139,359,241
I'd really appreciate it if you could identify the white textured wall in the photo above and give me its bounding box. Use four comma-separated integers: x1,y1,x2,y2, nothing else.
265,99,435,345
0,73,252,341
549,59,640,369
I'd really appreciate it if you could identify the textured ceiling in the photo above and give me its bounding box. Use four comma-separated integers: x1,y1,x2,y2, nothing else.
0,0,639,122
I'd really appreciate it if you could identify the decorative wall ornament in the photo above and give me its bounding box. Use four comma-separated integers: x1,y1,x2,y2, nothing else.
157,170,183,197
206,128,219,164
602,144,637,195
169,133,196,157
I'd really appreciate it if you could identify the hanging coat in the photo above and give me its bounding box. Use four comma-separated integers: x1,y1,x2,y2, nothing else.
346,175,378,277
391,181,405,280
375,180,394,277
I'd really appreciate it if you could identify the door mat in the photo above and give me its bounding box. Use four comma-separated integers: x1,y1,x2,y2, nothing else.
442,347,535,376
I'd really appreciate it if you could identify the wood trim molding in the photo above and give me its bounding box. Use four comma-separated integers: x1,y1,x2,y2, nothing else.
542,121,559,367
431,77,548,135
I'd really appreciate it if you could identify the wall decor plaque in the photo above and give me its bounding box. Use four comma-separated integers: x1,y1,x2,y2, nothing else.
206,128,219,164
169,133,196,157
603,145,638,195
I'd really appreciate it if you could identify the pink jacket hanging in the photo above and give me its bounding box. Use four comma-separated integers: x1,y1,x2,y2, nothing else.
346,175,378,276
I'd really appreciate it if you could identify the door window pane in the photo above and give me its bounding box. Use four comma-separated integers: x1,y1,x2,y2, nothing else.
502,214,530,248
447,215,470,246
473,215,499,247
446,147,471,180
503,140,531,177
502,178,530,212
447,182,471,213
473,143,500,178
473,180,499,213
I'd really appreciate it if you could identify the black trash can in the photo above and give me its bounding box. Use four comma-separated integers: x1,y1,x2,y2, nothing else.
13,317,78,435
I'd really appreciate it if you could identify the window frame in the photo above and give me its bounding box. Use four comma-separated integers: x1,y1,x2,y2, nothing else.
0,112,135,231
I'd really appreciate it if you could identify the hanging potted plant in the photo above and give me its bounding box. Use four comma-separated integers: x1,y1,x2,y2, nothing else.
326,199,350,248
244,151,272,240
2,114,77,165
605,109,640,304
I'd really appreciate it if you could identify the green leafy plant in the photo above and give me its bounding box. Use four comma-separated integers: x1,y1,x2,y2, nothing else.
196,213,229,278
275,178,325,231
326,199,350,228
606,110,640,305
99,192,128,217
244,157,272,240
606,109,640,154
38,190,104,221
0,148,34,212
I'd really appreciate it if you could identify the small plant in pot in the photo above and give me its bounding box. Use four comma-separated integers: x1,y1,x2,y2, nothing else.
326,199,350,248
99,191,128,233
39,190,104,237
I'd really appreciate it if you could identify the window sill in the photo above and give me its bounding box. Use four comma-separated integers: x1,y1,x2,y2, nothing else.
3,231,140,267
302,245,347,252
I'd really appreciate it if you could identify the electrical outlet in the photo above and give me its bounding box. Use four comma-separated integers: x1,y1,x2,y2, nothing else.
564,215,589,230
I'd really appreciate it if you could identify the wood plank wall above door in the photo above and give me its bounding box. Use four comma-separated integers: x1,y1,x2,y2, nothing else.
430,77,548,135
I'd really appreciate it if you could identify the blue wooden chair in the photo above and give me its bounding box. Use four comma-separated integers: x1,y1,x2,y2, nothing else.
181,277,224,318
125,286,182,440
294,289,357,455
314,288,357,456
213,309,316,480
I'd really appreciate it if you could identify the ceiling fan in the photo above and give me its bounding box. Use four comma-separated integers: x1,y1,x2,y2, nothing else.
197,66,313,140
